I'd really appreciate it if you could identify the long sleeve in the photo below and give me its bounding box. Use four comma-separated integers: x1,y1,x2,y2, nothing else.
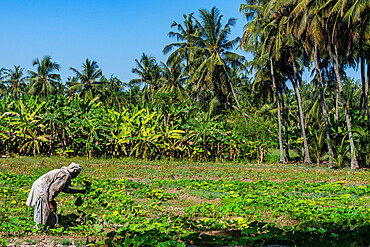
48,172,70,201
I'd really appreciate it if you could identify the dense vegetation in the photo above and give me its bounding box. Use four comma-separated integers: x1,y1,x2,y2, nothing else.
0,94,274,162
0,158,369,246
1,0,369,170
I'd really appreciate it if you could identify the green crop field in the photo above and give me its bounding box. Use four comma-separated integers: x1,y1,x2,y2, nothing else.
0,157,369,246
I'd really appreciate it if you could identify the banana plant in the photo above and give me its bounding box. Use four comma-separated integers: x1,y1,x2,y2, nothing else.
183,114,221,161
128,107,162,159
325,136,350,168
69,96,107,158
19,127,49,157
103,108,131,157
2,96,47,156
352,125,370,167
307,124,327,164
158,123,185,160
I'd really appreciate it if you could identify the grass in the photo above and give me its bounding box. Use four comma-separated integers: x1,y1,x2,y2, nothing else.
1,156,368,185
25,239,37,244
265,148,300,162
59,238,73,246
187,189,225,200
1,156,369,246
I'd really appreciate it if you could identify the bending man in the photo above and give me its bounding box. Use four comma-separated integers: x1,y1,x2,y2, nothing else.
26,162,86,230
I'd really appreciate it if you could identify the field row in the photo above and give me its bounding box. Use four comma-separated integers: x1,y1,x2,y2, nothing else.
1,161,369,246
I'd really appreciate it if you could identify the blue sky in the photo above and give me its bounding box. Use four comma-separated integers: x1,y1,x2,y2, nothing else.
0,0,360,84
1,0,246,83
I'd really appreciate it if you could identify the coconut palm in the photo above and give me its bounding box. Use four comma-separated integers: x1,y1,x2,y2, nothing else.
166,7,245,114
343,0,370,123
0,68,6,95
130,53,162,101
163,13,201,103
287,0,337,166
241,1,286,163
100,75,125,110
157,62,188,103
3,66,28,100
69,59,103,100
164,13,199,66
269,1,312,165
326,0,359,169
28,56,61,98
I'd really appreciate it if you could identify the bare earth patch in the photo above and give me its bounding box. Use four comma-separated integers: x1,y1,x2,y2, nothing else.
6,235,100,247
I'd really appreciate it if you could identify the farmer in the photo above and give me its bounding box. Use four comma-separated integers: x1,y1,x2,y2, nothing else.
26,162,86,230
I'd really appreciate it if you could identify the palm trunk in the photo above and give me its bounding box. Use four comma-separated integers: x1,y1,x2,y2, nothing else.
291,56,311,165
163,105,167,128
360,56,366,119
365,60,370,125
195,80,200,103
281,89,290,161
313,44,334,167
228,80,248,124
335,85,339,143
270,56,285,163
328,42,359,170
49,121,54,156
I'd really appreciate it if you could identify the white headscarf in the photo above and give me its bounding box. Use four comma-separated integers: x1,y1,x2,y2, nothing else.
61,162,82,174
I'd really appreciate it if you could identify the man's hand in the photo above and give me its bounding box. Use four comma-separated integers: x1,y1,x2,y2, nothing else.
67,188,87,194
49,201,55,212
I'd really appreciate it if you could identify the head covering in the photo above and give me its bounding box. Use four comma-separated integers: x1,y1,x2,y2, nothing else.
61,162,82,174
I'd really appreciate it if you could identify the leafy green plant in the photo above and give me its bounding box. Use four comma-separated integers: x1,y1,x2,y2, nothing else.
308,124,328,164
325,135,350,168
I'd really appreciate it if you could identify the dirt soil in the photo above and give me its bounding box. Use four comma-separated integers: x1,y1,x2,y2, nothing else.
6,235,99,247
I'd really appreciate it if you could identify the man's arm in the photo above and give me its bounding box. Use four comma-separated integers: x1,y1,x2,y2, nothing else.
65,188,87,194
61,178,86,194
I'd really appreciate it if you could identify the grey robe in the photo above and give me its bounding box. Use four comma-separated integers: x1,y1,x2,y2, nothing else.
26,169,72,229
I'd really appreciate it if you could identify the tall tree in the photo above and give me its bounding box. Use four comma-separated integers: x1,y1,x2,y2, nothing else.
288,0,336,166
157,61,188,103
327,0,359,169
163,13,201,103
3,66,28,100
130,53,162,101
0,68,7,96
28,56,61,98
100,75,125,110
241,1,286,163
270,1,312,165
166,7,245,115
343,0,370,124
69,59,103,100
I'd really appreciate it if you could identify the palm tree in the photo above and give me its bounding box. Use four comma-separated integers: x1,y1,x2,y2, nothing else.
241,1,286,163
343,0,370,123
287,0,337,166
66,76,79,100
157,62,188,102
164,13,199,66
156,62,189,127
326,0,359,169
0,68,8,96
3,66,28,100
130,53,162,100
166,7,245,114
270,2,312,165
28,56,61,98
195,7,245,109
69,59,103,100
163,13,201,103
100,75,124,110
